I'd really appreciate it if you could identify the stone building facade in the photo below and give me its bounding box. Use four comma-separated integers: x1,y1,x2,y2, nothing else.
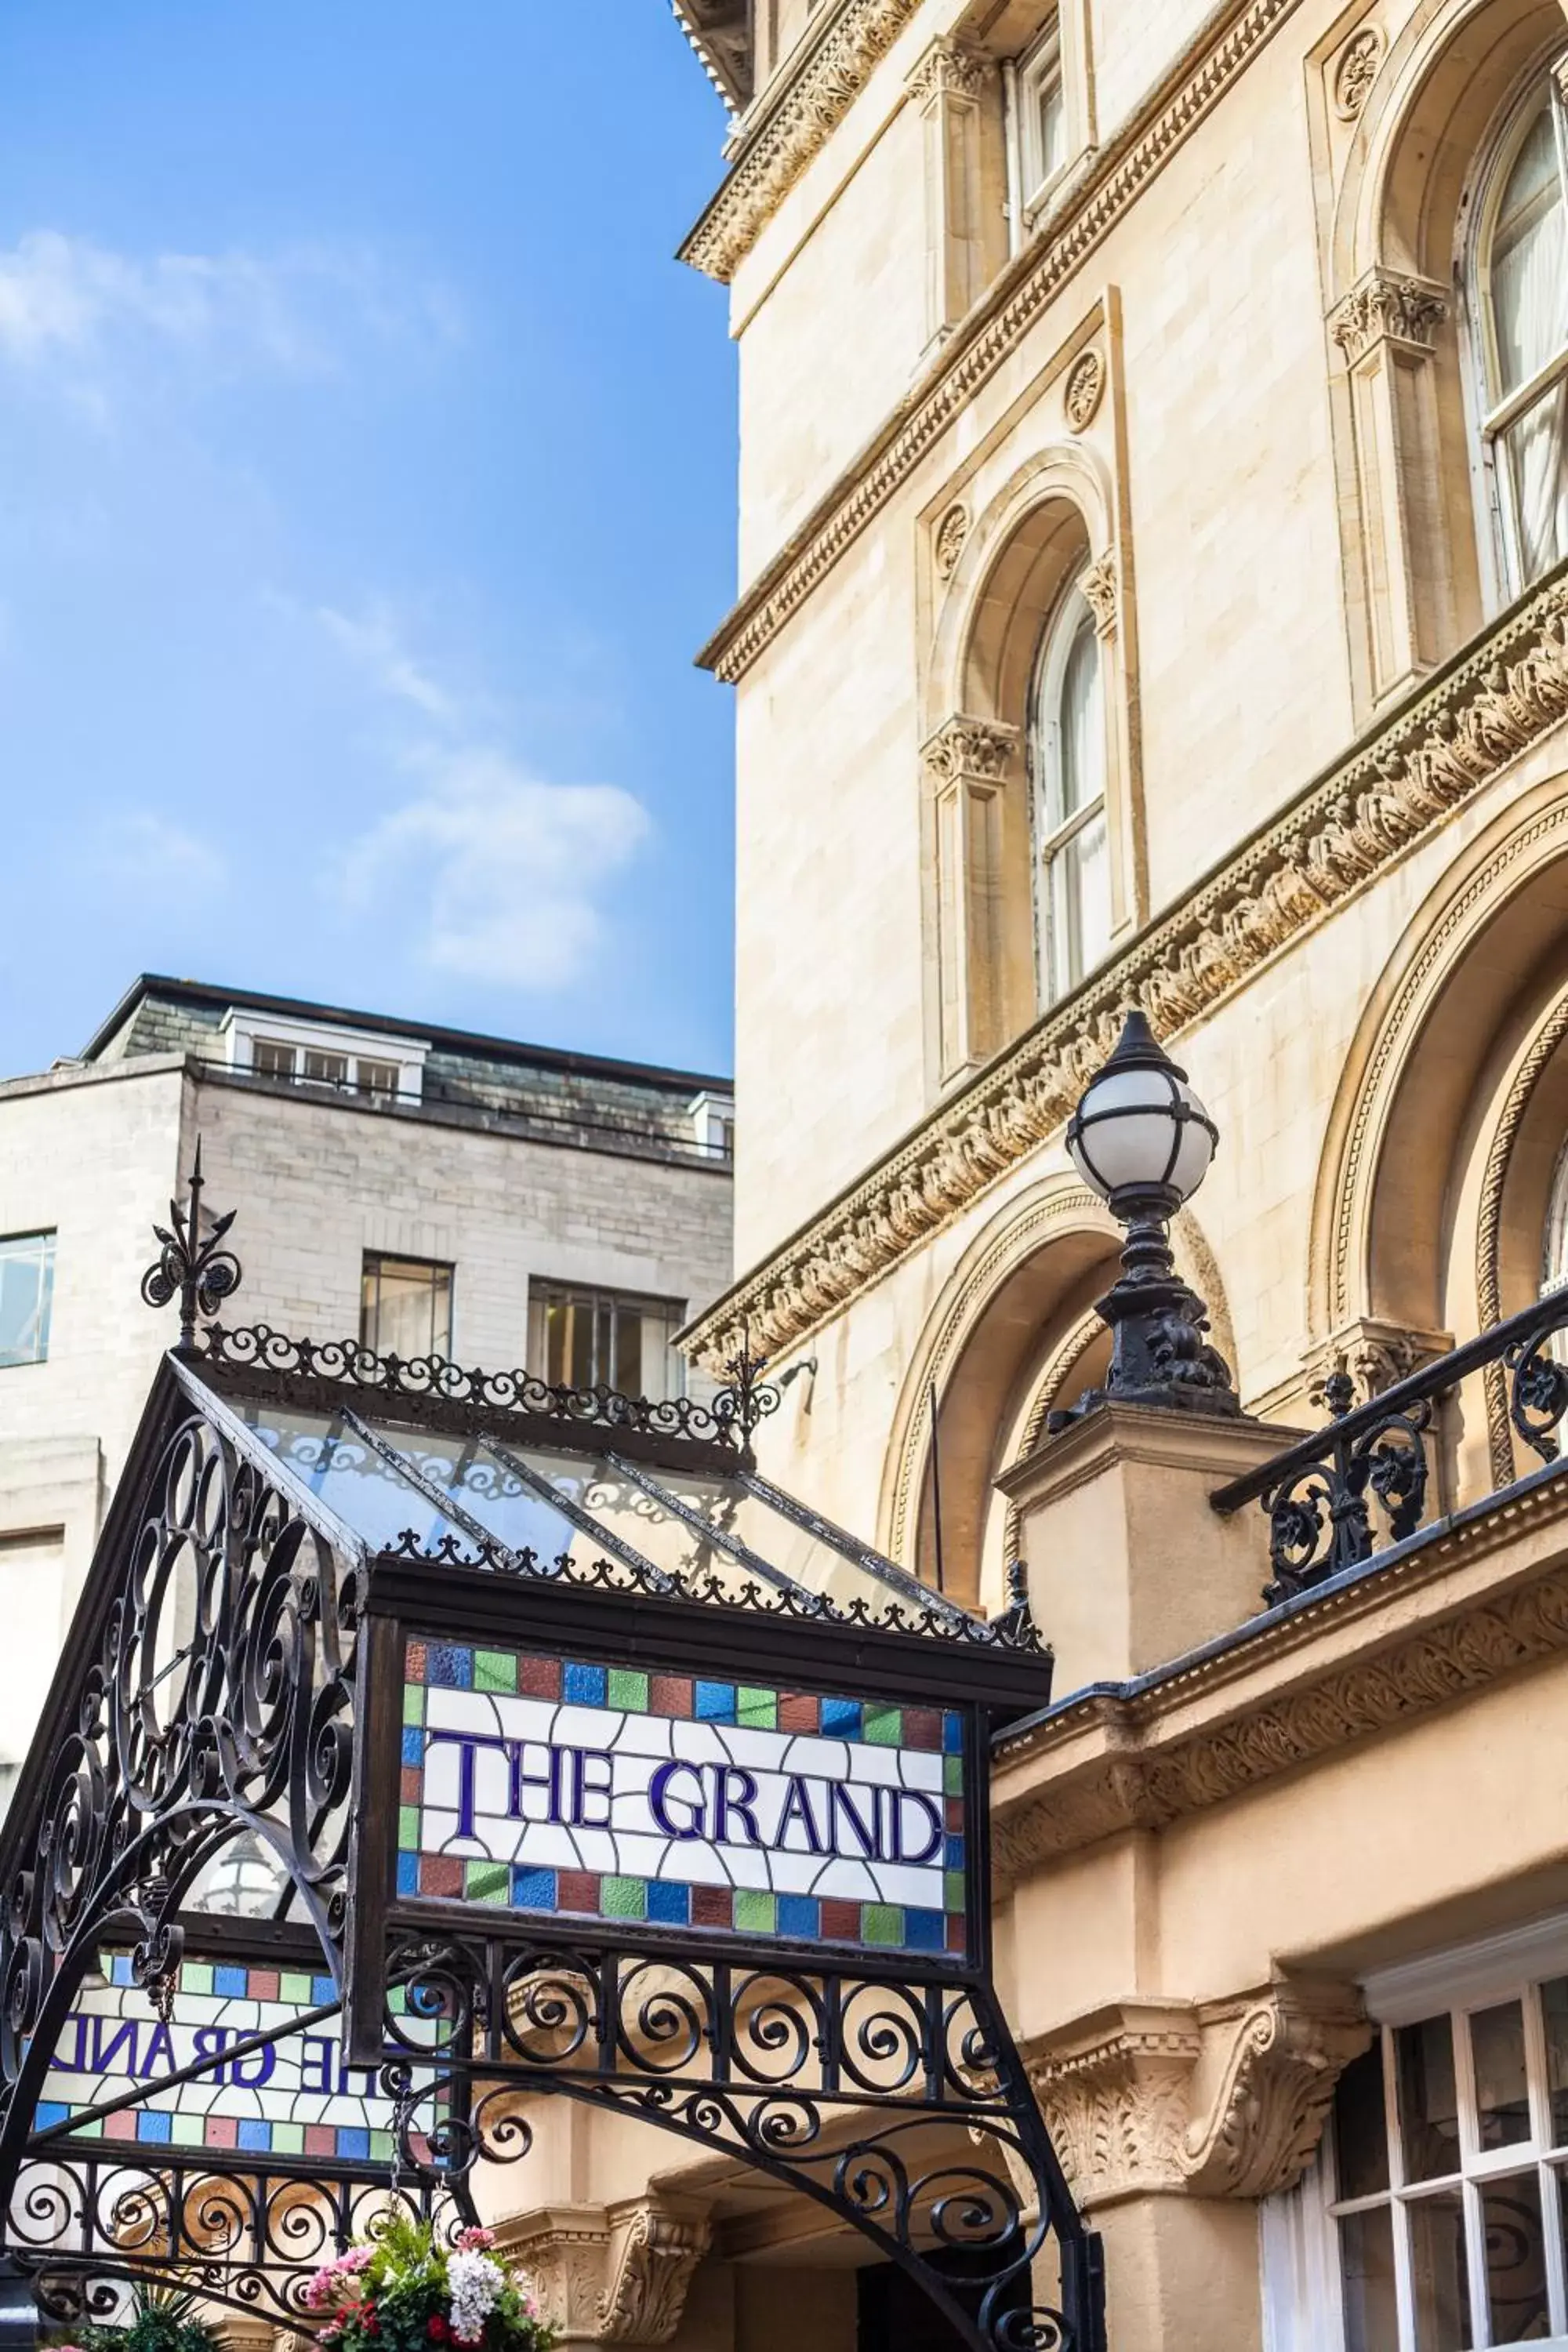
0,975,733,1807
622,0,1568,2345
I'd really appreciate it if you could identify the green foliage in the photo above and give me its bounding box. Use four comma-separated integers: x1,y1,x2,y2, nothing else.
71,2275,225,2352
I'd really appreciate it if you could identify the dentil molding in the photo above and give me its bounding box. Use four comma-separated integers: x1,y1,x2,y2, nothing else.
1025,1984,1370,2211
684,570,1568,1371
497,2198,712,2348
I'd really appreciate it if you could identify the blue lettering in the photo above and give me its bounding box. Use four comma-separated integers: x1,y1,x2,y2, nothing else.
571,1749,614,1828
49,2014,89,2074
137,2022,176,2079
299,2034,335,2096
648,1759,706,1839
424,1730,514,1841
885,1790,943,1867
89,2017,138,2078
191,2025,230,2084
228,2039,276,2089
711,1764,763,1848
829,1784,880,1862
775,1776,828,1856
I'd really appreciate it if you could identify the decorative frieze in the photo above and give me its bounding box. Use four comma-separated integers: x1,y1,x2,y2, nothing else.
906,34,996,106
1329,267,1446,365
684,572,1568,1371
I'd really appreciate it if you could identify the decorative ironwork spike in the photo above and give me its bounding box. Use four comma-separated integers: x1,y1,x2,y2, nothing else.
140,1142,243,1350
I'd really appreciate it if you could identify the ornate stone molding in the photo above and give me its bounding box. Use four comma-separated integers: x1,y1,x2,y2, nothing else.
1332,24,1383,121
684,571,1568,1371
697,0,1308,666
1304,1316,1452,1410
906,34,996,106
498,2199,712,2348
682,0,923,283
1329,267,1447,365
1024,1985,1369,2210
1080,551,1117,638
1064,349,1105,432
921,713,1019,784
934,500,969,581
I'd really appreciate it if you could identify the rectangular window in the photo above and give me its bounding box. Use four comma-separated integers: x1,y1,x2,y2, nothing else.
0,1232,55,1368
360,1254,452,1363
304,1049,349,1087
1323,1969,1568,2347
1017,20,1067,212
528,1283,684,1404
252,1038,296,1080
355,1058,400,1103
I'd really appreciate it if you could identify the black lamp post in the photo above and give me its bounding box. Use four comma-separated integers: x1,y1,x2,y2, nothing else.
1051,1008,1240,1425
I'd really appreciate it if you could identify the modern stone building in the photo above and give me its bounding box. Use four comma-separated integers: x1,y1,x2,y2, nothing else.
652,0,1568,2346
0,975,732,1804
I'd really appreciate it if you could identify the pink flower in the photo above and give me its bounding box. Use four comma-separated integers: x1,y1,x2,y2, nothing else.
455,2228,495,2251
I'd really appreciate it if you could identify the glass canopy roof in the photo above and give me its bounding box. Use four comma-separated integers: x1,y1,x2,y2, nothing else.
192,1370,972,1633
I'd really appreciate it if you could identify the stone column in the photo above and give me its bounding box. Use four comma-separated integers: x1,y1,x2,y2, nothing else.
1329,266,1451,702
921,714,1019,1085
906,39,1003,358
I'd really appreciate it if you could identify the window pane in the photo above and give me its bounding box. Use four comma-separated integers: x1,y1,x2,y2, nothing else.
1057,605,1103,822
240,1403,466,1555
1470,2002,1532,2151
304,1049,348,1085
252,1039,296,1078
1338,2205,1399,2352
1540,1978,1568,2144
1035,66,1065,187
612,1306,643,1398
1491,103,1567,397
1481,2171,1548,2343
1499,379,1568,584
1398,2016,1462,2182
532,1288,681,1404
356,1058,399,1101
361,1256,452,1361
1335,2041,1392,2199
1049,808,1111,995
0,1233,54,1368
1406,2189,1471,2352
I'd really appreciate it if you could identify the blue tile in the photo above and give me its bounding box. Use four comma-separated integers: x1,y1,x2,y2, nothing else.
944,1834,966,1871
312,1975,336,2006
646,1880,691,1926
821,1697,862,1738
511,1867,557,1912
778,1896,820,1940
111,1956,135,1987
942,1712,964,1754
212,1965,248,1998
236,2118,271,2152
428,1645,473,1690
337,2127,370,2161
401,1726,424,1766
563,1661,607,1706
396,1852,419,1896
32,2102,67,2130
137,2110,173,2144
902,1909,947,1952
694,1680,737,1722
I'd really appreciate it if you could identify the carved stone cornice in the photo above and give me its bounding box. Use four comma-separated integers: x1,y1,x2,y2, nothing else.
681,0,924,283
682,569,1568,1371
1024,1985,1368,2210
497,2198,712,2347
1329,267,1447,365
696,0,1308,655
906,35,996,107
921,713,1019,784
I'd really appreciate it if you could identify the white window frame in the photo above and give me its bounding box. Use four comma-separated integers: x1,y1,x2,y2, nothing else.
1014,19,1067,220
1461,57,1568,604
688,1089,736,1160
1268,1908,1568,2350
528,1279,687,1405
1029,567,1108,1009
0,1230,56,1370
221,1009,427,1105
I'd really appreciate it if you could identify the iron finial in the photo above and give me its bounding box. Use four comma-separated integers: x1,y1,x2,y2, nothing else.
140,1141,242,1352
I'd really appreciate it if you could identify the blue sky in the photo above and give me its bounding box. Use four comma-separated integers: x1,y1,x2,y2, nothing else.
0,5,738,1081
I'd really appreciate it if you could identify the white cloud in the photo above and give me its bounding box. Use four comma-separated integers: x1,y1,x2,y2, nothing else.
93,811,227,894
0,228,457,382
316,602,463,726
341,748,650,990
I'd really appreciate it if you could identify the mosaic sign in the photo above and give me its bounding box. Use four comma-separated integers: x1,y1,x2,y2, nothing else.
399,1638,969,1955
36,1955,415,2164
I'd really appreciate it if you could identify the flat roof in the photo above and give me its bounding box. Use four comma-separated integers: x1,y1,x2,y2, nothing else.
82,975,731,1098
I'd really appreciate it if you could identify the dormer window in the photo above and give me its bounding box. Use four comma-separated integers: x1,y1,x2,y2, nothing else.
689,1090,736,1160
221,1009,427,1107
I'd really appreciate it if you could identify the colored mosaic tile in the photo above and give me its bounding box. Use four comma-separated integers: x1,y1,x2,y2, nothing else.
904,1708,943,1751
695,1680,737,1722
944,1755,964,1795
943,1713,964,1754
463,1860,510,1904
278,1970,314,2005
903,1910,946,1952
945,1871,967,1914
402,1683,425,1727
474,1649,518,1694
691,1885,733,1929
818,1899,861,1942
946,1915,967,1952
733,1889,776,1935
397,1805,419,1850
419,1854,463,1900
647,1880,690,1926
271,2121,306,2156
778,1895,819,1940
404,1639,427,1681
212,1965,248,1999
779,1692,819,1733
608,1668,649,1711
204,2115,239,2149
180,1963,212,1996
249,1970,279,2001
603,1875,648,1920
860,1904,904,1947
428,1645,473,1690
517,1654,561,1699
557,1871,600,1914
650,1673,693,1716
563,1661,607,1706
512,1866,557,1911
820,1697,862,1739
737,1686,777,1730
862,1704,902,1746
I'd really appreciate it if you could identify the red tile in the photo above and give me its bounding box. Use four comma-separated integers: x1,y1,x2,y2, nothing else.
103,2110,139,2142
818,1900,861,1943
558,1872,601,1915
205,2114,239,2148
405,1639,428,1681
691,1885,733,1929
650,1675,693,1717
518,1655,561,1700
249,1970,279,2001
303,2125,336,2159
903,1708,943,1751
419,1854,464,1900
779,1693,819,1733
946,1915,967,1954
401,1766,423,1806
945,1795,966,1834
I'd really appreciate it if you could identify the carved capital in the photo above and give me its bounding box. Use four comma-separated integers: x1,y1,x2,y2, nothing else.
1305,1317,1453,1413
1081,553,1118,640
906,35,996,105
1023,1983,1368,2211
1330,267,1447,364
922,713,1020,786
496,2199,711,2348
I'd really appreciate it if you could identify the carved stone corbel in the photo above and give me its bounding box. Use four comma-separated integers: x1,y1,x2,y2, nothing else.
1304,1317,1452,1414
1024,1981,1369,2212
496,2197,712,2347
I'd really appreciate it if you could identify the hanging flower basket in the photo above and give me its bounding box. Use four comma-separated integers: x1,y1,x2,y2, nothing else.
301,2218,554,2352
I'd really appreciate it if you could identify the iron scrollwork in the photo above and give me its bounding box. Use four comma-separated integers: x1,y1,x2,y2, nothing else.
140,1147,242,1352
1259,1396,1432,1604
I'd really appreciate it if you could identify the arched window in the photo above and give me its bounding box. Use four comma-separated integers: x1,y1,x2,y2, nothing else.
1472,75,1568,592
1029,571,1109,1006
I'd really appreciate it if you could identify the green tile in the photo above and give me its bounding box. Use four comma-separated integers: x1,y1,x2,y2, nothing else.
474,1650,517,1694
402,1683,426,1726
76,2117,103,2139
862,1704,903,1746
180,1963,212,1995
945,1871,967,1913
278,1970,313,2005
603,1876,648,1919
608,1668,650,1711
169,2113,205,2147
397,1806,420,1850
369,2131,395,2162
733,1889,777,1935
271,2122,305,2156
464,1861,510,1905
861,1904,903,1947
387,1984,408,2016
737,1686,777,1730
943,1754,964,1795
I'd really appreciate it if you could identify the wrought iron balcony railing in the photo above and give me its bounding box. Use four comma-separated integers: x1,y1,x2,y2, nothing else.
1211,1287,1568,1605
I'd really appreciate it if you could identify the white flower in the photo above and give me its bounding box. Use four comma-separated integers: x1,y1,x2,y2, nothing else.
448,2249,506,2345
